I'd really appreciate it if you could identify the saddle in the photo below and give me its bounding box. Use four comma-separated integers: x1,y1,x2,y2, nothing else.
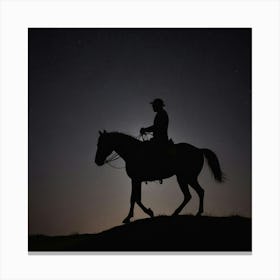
142,138,174,156
143,138,175,184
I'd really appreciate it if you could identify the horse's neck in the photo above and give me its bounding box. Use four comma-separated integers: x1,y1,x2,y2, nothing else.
113,134,139,162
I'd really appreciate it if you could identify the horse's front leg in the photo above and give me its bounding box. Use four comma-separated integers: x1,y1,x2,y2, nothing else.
122,179,154,224
122,179,137,224
133,180,154,219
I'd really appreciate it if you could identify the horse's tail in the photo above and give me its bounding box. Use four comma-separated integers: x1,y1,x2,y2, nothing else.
201,149,225,182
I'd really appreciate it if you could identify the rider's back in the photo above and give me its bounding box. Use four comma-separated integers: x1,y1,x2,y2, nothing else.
153,109,169,143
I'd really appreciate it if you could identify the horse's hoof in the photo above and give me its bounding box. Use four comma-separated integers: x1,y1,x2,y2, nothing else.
122,217,131,224
147,208,154,218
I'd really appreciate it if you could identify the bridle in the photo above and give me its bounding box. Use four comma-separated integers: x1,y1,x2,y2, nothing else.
104,151,123,169
104,133,152,169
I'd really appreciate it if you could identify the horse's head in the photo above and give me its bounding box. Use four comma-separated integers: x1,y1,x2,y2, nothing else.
95,130,114,166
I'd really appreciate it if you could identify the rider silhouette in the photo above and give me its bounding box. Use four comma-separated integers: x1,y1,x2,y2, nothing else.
140,98,169,145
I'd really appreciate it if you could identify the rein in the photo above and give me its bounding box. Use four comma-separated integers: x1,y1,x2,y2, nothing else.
104,133,152,169
102,132,162,184
104,151,124,169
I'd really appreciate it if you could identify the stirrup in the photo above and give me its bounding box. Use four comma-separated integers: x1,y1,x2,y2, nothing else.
159,179,163,184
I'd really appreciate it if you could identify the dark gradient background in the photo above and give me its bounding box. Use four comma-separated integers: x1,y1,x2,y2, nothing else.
28,28,251,236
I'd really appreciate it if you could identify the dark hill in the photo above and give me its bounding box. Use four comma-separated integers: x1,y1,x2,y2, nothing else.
29,215,251,252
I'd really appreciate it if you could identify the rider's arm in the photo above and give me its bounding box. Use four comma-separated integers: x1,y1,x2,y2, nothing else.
140,125,154,135
144,125,154,132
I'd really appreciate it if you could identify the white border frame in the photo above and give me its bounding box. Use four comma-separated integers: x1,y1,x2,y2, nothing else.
1,0,279,279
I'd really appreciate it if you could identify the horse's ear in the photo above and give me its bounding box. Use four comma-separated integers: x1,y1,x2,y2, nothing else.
99,130,103,136
103,130,107,134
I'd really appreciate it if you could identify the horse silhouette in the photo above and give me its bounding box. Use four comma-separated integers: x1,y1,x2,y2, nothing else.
95,130,224,224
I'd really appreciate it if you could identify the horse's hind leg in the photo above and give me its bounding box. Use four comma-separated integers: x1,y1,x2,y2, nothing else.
189,179,205,216
172,175,191,216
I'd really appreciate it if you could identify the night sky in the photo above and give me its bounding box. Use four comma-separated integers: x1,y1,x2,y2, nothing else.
28,28,251,236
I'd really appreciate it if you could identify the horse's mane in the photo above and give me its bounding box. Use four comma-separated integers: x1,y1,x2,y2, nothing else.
108,131,141,144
